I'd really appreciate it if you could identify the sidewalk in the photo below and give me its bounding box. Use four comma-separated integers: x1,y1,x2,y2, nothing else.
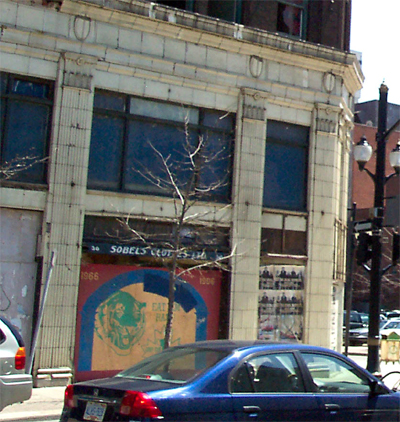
0,386,65,422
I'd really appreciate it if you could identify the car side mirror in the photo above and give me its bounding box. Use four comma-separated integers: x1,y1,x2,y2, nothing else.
369,380,389,396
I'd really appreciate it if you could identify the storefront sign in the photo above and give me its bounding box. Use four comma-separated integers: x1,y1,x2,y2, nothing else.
84,242,225,261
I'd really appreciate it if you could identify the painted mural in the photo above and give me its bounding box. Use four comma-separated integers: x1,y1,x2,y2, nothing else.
75,264,222,381
258,265,305,342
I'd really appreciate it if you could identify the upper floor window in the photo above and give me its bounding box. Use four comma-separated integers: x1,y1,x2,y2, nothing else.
207,0,242,22
277,0,307,38
88,91,234,203
0,73,53,184
155,0,242,23
263,121,309,212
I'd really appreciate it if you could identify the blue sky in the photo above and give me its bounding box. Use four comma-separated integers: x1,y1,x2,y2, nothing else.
350,0,400,105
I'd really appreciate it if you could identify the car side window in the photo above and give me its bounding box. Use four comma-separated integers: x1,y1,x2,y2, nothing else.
301,352,370,394
0,327,5,344
231,352,305,393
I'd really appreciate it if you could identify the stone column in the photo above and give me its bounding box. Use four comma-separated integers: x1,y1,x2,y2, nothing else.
305,103,345,348
35,53,97,376
230,88,268,340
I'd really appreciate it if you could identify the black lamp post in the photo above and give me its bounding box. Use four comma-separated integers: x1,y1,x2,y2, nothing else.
353,84,400,374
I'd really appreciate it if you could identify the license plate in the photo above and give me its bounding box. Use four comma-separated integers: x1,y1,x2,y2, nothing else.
83,401,107,422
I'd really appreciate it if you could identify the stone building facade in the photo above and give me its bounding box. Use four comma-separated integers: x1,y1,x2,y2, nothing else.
0,0,362,383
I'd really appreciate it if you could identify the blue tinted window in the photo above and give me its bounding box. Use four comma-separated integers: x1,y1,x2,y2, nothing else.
202,110,234,130
89,91,234,202
94,92,125,111
0,74,7,94
12,79,50,99
263,121,308,211
125,120,194,194
198,131,232,201
3,102,49,182
1,74,52,184
88,115,124,190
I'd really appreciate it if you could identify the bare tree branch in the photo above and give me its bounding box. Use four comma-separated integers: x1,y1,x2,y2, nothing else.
1,155,48,180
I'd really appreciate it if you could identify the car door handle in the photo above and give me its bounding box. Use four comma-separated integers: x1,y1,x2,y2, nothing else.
325,403,341,411
243,405,261,413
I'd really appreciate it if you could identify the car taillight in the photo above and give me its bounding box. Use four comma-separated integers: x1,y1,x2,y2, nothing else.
119,391,163,419
64,385,76,408
15,347,26,370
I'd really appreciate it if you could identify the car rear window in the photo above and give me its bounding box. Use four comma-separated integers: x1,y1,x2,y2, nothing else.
117,346,229,384
0,317,24,347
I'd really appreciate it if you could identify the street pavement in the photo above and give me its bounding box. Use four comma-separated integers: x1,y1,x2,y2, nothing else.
0,386,64,422
0,346,399,422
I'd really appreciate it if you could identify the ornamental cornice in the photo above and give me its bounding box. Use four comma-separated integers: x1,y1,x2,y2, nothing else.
58,0,363,94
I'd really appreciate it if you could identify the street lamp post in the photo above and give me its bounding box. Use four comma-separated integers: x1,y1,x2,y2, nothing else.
353,84,400,375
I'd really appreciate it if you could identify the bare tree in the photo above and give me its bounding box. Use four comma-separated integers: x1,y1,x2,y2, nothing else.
120,115,236,348
1,154,47,180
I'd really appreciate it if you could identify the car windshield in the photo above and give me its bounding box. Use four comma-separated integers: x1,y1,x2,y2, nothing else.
116,346,229,384
383,320,400,330
380,320,389,329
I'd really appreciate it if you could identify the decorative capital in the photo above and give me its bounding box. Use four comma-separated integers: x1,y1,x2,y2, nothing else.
241,88,268,122
61,53,98,91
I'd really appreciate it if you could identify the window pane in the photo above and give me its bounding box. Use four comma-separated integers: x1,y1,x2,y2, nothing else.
12,78,50,99
277,3,302,36
263,121,308,211
157,0,187,10
88,115,124,189
124,120,192,194
202,110,234,130
94,92,125,112
208,0,238,22
130,97,199,124
0,73,7,94
3,101,49,182
198,131,232,202
261,228,283,254
263,143,307,210
231,353,305,393
301,353,370,394
267,120,308,146
284,230,307,255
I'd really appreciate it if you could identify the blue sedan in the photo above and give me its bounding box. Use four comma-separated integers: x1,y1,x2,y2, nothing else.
60,340,400,421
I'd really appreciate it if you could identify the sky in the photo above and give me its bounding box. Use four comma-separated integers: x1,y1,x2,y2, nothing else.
350,0,400,105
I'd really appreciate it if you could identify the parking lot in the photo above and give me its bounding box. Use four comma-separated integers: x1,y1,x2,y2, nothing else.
347,345,400,389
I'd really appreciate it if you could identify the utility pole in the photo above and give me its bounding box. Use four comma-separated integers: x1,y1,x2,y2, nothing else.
353,84,400,374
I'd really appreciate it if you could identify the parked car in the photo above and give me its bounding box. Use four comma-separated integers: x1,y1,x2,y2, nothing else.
359,312,369,327
385,311,400,320
0,316,32,411
343,310,364,339
60,340,400,422
381,319,400,338
349,319,400,346
343,310,364,330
